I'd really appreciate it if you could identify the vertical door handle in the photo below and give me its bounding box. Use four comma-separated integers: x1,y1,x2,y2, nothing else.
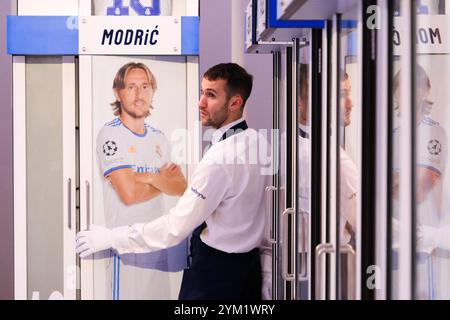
265,186,277,244
340,244,356,300
85,181,90,229
314,243,356,299
315,243,334,299
298,210,308,280
282,208,296,281
67,178,72,229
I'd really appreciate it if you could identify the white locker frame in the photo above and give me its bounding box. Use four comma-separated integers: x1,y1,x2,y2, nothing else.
13,56,27,300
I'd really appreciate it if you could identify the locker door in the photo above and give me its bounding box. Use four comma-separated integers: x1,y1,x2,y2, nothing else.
79,55,190,300
314,0,365,300
13,56,77,300
77,1,199,300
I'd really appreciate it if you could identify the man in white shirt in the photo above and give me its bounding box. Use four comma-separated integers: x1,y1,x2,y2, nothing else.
77,63,272,300
298,65,357,245
97,62,187,299
297,65,357,299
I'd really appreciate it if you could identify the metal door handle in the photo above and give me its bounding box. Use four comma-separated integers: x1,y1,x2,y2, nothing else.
265,186,277,244
314,243,356,299
298,211,308,280
85,181,90,229
315,243,334,299
340,244,356,300
282,208,295,281
67,178,72,229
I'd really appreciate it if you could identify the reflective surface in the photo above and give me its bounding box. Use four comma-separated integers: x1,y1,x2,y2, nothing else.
26,57,64,299
336,1,361,299
391,0,450,299
414,4,450,299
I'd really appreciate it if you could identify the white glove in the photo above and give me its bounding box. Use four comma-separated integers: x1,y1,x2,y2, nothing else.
261,275,272,300
76,225,114,258
416,224,438,254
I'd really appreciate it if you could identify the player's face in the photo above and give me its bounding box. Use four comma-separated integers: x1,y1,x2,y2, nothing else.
394,85,431,121
115,68,154,119
198,77,231,128
340,78,353,127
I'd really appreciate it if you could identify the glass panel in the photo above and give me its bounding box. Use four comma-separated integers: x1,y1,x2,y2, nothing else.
337,1,361,299
297,34,311,300
276,48,288,299
26,57,64,299
91,56,188,299
391,0,404,299
414,2,450,300
391,0,450,300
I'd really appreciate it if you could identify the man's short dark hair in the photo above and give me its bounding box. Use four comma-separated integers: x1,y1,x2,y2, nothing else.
203,63,253,107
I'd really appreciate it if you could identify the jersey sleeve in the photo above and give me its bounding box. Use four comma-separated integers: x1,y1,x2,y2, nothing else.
96,126,134,177
417,124,448,175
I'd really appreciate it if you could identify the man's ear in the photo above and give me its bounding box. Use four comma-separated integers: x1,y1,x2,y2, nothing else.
229,95,243,112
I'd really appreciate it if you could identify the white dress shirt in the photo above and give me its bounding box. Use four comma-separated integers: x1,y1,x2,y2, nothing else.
111,120,272,274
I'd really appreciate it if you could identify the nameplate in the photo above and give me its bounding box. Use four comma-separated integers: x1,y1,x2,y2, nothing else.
394,15,450,55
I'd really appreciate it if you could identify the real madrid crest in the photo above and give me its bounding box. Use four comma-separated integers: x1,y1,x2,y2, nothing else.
156,144,162,158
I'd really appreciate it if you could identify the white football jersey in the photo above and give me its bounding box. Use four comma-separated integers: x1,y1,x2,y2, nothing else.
93,0,172,16
393,115,448,225
97,117,171,228
97,118,187,299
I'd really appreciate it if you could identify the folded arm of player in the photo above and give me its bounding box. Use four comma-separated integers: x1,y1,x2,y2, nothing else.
135,163,187,196
107,168,162,205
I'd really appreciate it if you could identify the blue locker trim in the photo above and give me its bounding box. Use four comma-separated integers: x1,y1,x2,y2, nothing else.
117,255,121,300
7,16,79,55
342,19,358,29
113,254,117,300
181,16,199,55
347,31,358,56
267,0,325,29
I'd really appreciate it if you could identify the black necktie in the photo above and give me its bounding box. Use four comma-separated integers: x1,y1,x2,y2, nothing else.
220,120,248,142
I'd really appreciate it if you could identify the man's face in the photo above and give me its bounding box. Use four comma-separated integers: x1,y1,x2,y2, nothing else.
115,68,154,119
340,77,353,127
198,77,231,128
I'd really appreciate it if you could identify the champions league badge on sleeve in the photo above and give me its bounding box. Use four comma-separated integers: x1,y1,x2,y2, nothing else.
103,140,118,156
428,139,442,156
